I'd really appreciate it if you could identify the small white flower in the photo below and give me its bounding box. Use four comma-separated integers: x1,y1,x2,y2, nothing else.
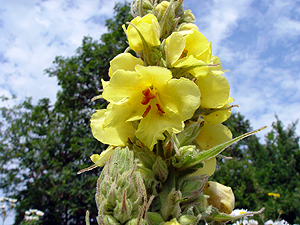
36,210,44,216
25,210,31,215
1,204,6,209
230,209,249,216
29,209,37,213
248,219,259,225
0,197,5,202
8,198,17,203
32,216,39,221
25,216,33,221
273,220,289,225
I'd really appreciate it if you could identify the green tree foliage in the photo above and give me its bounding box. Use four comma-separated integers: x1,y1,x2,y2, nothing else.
0,3,132,225
213,113,300,224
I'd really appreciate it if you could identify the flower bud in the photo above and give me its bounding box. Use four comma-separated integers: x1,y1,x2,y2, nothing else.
178,23,199,32
202,181,235,214
147,212,165,225
95,147,147,224
181,10,195,23
152,156,169,183
123,14,161,53
178,215,201,225
154,1,171,20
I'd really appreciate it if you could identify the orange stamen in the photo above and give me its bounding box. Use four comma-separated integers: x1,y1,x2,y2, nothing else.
142,105,151,117
156,104,165,114
141,87,156,105
180,49,188,59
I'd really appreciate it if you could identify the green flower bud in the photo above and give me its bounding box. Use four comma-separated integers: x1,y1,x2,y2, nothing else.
95,147,147,224
126,217,148,225
181,10,195,23
132,0,154,17
152,156,169,183
178,215,201,225
155,1,171,21
179,175,207,201
147,212,165,225
176,121,203,147
161,188,182,220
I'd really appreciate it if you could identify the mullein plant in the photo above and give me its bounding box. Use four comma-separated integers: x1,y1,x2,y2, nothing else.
80,0,266,224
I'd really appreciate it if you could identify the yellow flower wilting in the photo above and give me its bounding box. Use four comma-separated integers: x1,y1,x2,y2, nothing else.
191,122,232,176
101,64,200,150
123,14,161,52
203,181,235,214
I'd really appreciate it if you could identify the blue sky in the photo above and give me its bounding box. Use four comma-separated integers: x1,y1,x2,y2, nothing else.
0,0,299,223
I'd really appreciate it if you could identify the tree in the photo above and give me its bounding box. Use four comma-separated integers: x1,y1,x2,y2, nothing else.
213,113,300,224
0,3,132,224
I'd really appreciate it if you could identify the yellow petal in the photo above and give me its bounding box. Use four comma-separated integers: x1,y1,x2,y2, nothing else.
166,32,186,67
90,109,135,146
135,64,172,89
191,157,216,176
108,53,143,77
163,218,180,225
136,104,184,150
159,77,200,121
102,69,145,103
202,98,234,124
196,73,230,108
184,29,210,61
195,123,232,150
203,181,235,214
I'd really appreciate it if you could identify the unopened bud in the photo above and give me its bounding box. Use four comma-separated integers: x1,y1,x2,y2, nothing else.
152,156,169,183
181,10,195,23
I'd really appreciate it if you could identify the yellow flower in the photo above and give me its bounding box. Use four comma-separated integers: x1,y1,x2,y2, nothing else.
123,14,161,52
203,181,235,214
196,72,230,109
202,97,234,124
108,53,144,77
191,123,232,176
90,109,135,146
163,218,181,225
268,192,280,198
102,64,200,150
165,29,224,78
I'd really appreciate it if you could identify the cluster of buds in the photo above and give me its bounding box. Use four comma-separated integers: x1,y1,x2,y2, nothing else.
83,0,266,224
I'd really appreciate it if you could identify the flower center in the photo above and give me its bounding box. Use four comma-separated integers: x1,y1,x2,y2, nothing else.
141,86,165,117
141,86,156,105
180,49,188,59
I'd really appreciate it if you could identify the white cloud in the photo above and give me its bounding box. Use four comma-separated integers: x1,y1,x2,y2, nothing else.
0,0,123,105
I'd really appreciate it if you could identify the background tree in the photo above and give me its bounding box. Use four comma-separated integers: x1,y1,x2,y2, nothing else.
0,3,132,225
213,113,300,224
